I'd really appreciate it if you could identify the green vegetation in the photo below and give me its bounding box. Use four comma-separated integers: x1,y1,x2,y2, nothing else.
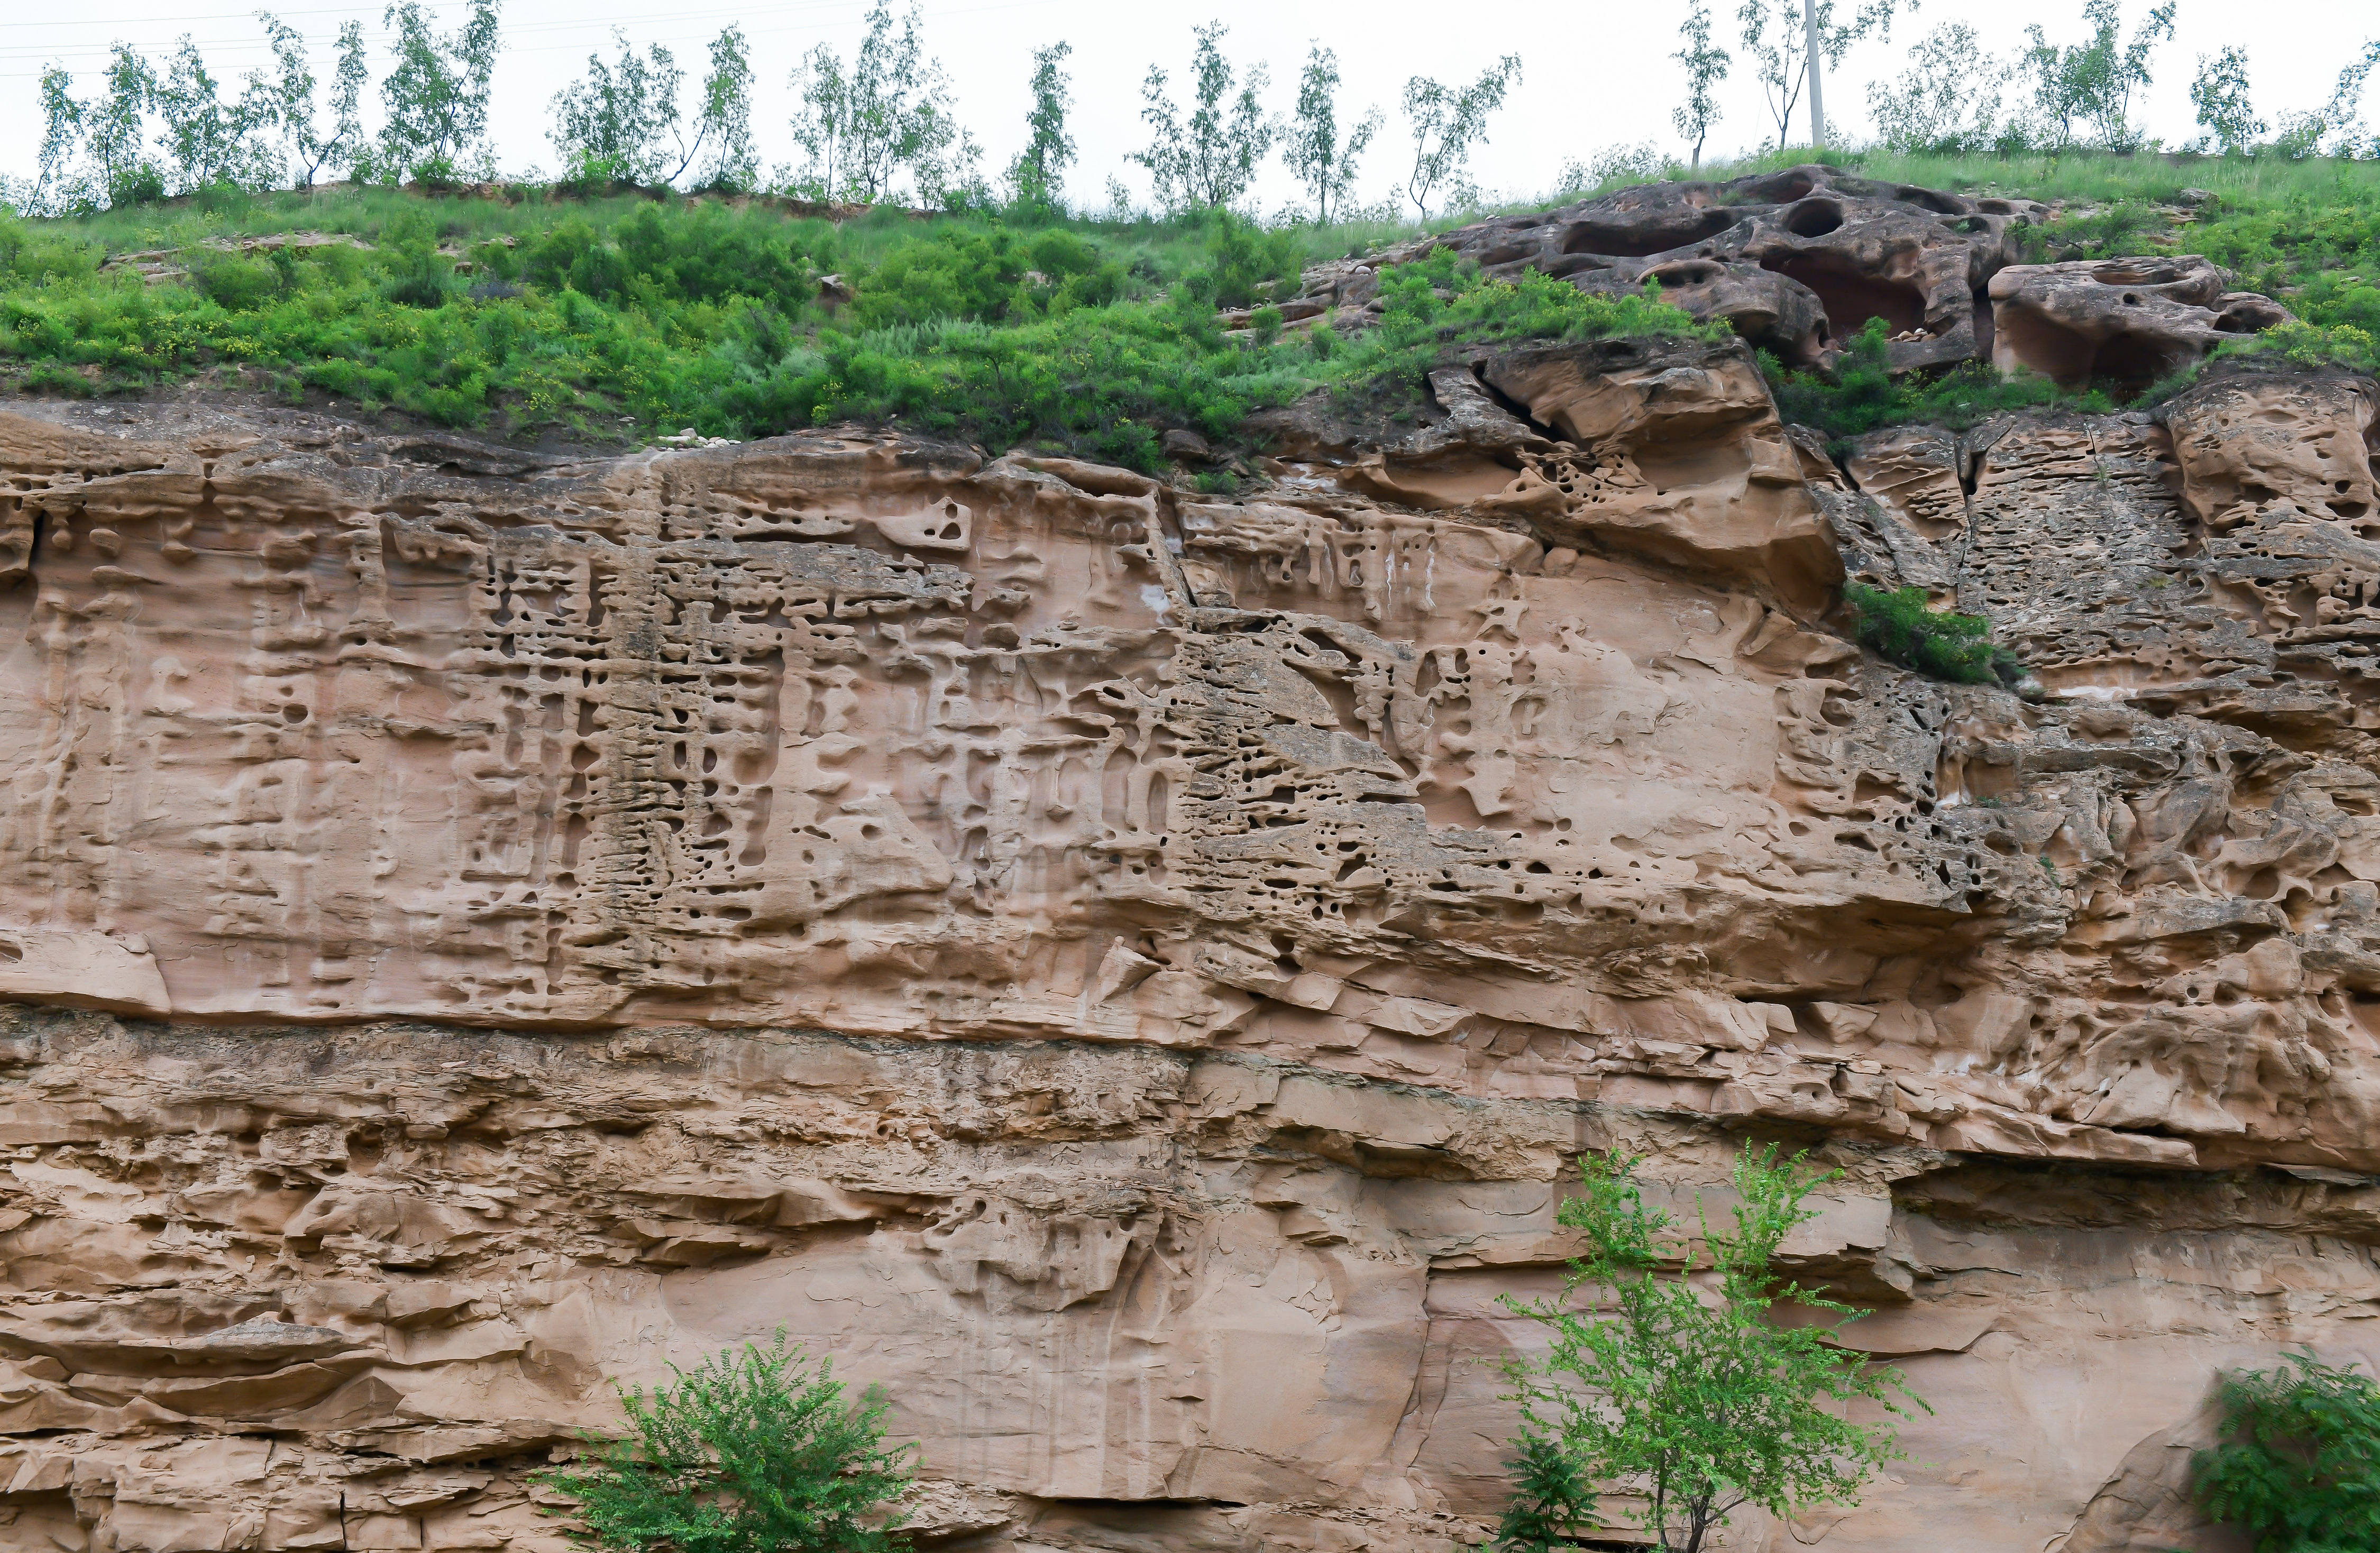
1844,584,2027,687
1494,1433,1600,1552
535,1335,911,1553
1761,320,2102,439
2195,1350,2380,1552
0,190,1702,466
1501,1145,1920,1553
2,0,2376,466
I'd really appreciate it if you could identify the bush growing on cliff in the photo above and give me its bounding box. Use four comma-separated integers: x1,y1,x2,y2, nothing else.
536,1333,912,1553
1495,1432,1599,1552
1844,584,2027,687
1760,319,2098,438
1500,1146,1922,1553
2195,1350,2380,1552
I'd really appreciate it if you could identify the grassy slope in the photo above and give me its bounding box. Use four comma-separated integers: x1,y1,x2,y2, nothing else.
0,150,2375,462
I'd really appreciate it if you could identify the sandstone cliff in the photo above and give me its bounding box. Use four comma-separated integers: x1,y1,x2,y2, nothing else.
1,172,2377,1553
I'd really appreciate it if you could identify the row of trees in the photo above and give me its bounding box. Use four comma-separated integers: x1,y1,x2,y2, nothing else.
26,2,499,214
1851,0,2380,158
8,2,1527,224
14,1,2380,223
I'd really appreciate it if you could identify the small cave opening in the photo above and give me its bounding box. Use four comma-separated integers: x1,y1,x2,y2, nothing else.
1760,252,1928,337
1558,208,1741,259
1781,199,1846,237
2091,330,2188,400
1993,304,2193,401
1991,307,2099,390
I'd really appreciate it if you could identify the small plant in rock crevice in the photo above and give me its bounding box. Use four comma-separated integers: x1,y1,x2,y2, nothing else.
1844,583,2028,687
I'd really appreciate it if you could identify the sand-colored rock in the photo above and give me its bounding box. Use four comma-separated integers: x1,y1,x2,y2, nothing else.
1989,255,2294,392
0,346,2378,1551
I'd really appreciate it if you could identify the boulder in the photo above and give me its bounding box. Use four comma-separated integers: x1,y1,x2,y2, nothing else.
1988,255,2292,392
1435,163,2043,369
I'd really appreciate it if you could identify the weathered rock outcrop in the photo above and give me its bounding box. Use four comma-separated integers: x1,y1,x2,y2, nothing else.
1,342,2378,1552
1989,256,2296,392
1432,164,2041,370
1296,167,2292,394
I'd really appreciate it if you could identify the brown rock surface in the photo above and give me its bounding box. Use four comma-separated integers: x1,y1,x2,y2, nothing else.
1432,164,2042,369
0,349,2378,1551
1989,255,2294,392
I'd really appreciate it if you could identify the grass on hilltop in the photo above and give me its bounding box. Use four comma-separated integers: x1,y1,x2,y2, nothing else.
0,185,1706,465
1,149,2376,458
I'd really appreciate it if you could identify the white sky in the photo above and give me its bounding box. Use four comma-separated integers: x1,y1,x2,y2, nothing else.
2,0,2375,213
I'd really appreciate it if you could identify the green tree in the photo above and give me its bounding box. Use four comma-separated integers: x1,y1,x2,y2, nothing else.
1284,44,1380,224
1008,42,1077,211
1671,1,1731,172
2020,0,2177,153
2195,1350,2380,1552
1503,1146,1920,1553
1399,55,1521,221
2190,47,2266,155
685,27,759,191
89,43,163,208
785,45,855,200
785,3,962,205
2273,40,2380,159
1868,22,2008,153
1735,0,1903,153
261,15,370,189
153,34,280,194
551,31,684,185
1496,1432,1599,1552
25,65,84,215
376,0,503,182
1133,22,1275,214
536,1335,914,1553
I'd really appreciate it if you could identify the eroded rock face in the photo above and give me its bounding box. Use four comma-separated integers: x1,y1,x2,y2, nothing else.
1436,164,2041,369
1989,256,2296,392
1393,168,2292,394
1,355,2378,1552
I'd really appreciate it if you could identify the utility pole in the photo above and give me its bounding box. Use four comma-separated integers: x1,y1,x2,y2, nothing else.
1804,0,1827,148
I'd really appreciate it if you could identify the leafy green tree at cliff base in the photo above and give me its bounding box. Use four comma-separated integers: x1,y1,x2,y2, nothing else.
535,1334,913,1553
1502,1145,1921,1553
2195,1350,2380,1553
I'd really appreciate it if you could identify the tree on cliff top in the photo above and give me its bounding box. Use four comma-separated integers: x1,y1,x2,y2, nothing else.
536,1334,913,1552
372,0,504,182
1502,1145,1921,1553
1399,54,1520,222
1671,1,1730,173
1133,22,1275,214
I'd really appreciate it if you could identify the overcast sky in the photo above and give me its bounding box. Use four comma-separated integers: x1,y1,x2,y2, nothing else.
2,0,2375,214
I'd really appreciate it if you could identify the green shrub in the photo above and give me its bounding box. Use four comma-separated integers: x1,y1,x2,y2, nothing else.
1495,1432,1599,1552
1762,320,2102,438
535,1335,912,1553
1200,213,1301,308
2216,319,2380,376
1845,583,2026,687
2195,1350,2380,1553
378,212,453,308
189,253,283,312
